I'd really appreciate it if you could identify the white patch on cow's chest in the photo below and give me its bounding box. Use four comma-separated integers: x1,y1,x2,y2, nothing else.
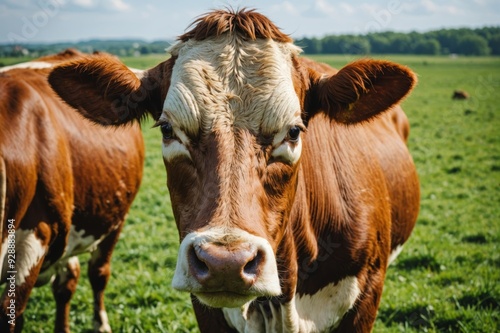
295,276,361,331
161,35,303,161
222,276,360,332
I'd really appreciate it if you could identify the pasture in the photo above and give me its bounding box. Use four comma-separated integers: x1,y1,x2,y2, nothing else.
5,54,499,332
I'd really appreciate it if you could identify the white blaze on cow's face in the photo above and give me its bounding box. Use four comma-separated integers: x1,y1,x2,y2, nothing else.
162,34,305,307
160,34,304,163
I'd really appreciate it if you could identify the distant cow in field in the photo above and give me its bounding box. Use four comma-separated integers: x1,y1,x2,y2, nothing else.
452,90,469,99
49,9,420,333
0,49,144,332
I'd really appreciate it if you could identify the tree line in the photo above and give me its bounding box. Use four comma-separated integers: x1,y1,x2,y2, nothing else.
296,26,500,55
0,39,171,58
1,26,499,58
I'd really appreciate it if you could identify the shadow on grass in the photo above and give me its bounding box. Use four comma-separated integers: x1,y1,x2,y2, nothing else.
461,233,488,244
457,290,500,310
379,304,472,332
433,274,465,286
379,304,435,330
395,254,441,272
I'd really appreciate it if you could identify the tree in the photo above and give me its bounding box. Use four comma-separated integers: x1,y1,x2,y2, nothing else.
414,39,441,55
432,29,461,54
457,35,491,55
140,45,151,55
337,36,370,55
489,34,500,55
387,33,412,53
368,34,391,53
296,37,322,54
321,36,342,54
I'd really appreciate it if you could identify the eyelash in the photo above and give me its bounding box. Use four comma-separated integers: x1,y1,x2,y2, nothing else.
155,120,177,141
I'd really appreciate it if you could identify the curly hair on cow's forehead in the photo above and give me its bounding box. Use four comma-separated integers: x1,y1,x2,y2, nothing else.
178,7,293,43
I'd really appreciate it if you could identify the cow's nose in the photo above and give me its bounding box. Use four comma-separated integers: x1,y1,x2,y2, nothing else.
188,242,263,289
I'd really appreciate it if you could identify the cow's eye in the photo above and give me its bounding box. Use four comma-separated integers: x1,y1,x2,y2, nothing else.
160,122,174,139
287,126,301,143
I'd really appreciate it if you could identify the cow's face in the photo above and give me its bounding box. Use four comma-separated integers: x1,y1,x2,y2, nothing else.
160,35,304,307
48,9,416,311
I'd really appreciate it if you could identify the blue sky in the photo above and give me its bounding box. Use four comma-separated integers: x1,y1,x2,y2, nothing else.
1,0,499,44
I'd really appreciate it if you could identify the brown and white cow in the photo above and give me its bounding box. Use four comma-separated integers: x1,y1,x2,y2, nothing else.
48,9,420,333
0,49,144,332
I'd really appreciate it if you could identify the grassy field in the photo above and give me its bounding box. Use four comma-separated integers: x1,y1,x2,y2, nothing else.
5,54,499,332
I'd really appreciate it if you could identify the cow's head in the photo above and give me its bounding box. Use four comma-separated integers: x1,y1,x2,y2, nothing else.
49,9,416,309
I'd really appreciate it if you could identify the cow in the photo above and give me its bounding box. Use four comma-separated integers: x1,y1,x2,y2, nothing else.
452,90,469,100
48,9,420,333
0,49,144,332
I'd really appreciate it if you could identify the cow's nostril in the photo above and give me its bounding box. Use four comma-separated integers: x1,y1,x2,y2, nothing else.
189,246,209,278
243,250,263,276
187,242,266,289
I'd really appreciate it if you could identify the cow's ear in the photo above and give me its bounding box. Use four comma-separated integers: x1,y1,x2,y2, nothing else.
308,59,417,124
49,54,172,125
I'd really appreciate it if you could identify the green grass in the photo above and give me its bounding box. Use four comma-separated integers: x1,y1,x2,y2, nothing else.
119,54,171,69
0,56,33,67
11,54,500,332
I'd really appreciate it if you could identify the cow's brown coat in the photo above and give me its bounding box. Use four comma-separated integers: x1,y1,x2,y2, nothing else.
0,49,144,332
48,10,419,333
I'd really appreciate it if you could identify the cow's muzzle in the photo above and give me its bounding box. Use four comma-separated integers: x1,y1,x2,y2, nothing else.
172,228,282,308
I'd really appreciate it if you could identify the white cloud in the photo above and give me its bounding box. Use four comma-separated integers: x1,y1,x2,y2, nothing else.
358,3,378,15
73,0,94,8
68,0,130,12
406,0,464,16
420,0,439,13
139,4,155,19
303,0,336,18
269,1,299,16
109,0,129,11
339,2,355,14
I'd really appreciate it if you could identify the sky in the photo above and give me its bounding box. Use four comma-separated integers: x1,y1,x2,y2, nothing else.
1,0,499,44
